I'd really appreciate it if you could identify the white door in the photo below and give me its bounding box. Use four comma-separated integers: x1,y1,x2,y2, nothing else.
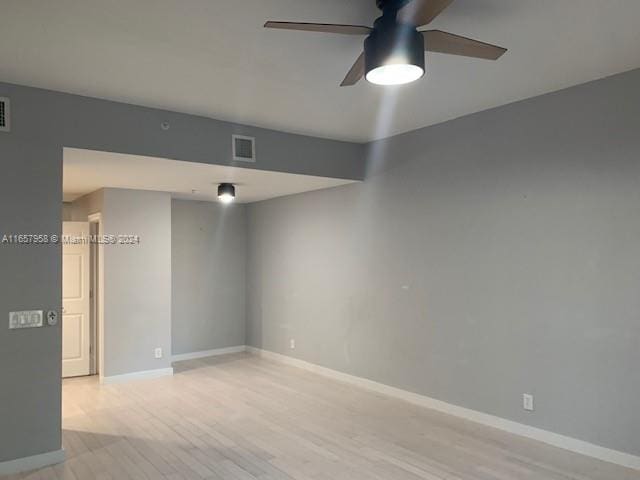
62,222,91,378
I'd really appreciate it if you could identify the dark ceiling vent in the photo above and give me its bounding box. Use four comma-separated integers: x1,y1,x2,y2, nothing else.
0,98,9,132
232,134,256,162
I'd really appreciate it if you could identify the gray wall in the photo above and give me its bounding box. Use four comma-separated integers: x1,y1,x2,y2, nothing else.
69,194,245,371
172,200,246,355
69,189,104,221
1,82,365,181
0,140,62,463
101,189,172,377
0,79,362,464
247,69,640,456
62,203,73,221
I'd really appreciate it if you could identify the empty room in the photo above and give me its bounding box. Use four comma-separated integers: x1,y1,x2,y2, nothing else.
1,1,639,479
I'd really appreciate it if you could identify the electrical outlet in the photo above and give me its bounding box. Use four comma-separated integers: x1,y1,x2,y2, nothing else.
154,347,163,359
523,393,534,411
290,338,296,350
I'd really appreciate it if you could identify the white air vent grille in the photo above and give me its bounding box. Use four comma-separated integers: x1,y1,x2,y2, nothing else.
0,97,9,132
232,134,256,162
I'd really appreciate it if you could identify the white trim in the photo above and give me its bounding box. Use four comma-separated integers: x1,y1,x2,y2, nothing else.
87,212,104,378
172,345,246,362
0,449,65,475
100,367,173,385
246,347,640,471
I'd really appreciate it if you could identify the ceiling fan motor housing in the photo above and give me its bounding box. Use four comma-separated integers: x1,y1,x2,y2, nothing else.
376,0,413,12
365,21,425,77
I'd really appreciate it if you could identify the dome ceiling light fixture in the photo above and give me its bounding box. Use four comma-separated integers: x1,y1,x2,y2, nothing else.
265,0,507,87
217,183,236,204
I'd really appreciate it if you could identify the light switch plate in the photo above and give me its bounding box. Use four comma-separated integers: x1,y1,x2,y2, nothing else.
9,310,44,329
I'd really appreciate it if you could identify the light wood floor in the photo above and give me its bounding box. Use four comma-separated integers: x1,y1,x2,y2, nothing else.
8,353,640,480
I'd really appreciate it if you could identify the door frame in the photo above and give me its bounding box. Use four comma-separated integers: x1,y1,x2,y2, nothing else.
88,213,104,380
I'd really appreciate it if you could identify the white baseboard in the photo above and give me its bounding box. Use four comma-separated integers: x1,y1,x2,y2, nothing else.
0,449,65,475
100,367,174,385
172,345,247,362
246,347,640,471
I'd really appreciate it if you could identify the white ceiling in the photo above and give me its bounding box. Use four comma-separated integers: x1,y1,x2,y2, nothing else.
3,1,640,142
63,148,357,203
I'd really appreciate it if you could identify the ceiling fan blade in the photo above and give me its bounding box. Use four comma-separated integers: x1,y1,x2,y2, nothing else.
397,0,454,26
423,30,507,60
340,52,366,87
264,21,371,35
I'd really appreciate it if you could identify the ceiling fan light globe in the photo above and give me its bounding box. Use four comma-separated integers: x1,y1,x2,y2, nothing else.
366,63,424,85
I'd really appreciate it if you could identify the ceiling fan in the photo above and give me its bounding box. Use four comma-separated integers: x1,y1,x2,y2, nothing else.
265,0,507,87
